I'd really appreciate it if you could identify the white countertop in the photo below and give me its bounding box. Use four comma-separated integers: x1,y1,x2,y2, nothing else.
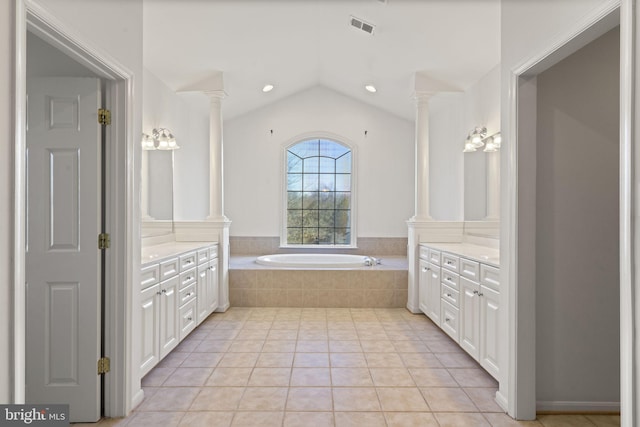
142,241,216,267
421,242,500,267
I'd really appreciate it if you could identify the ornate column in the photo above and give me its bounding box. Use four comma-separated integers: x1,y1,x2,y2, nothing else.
406,91,435,313
205,90,227,222
202,89,231,312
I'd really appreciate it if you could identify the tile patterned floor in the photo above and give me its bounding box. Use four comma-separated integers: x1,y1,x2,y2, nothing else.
86,308,620,427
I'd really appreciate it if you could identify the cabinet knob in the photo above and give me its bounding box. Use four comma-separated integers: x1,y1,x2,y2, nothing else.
209,266,214,271
473,290,479,295
186,292,192,297
446,293,452,297
156,291,162,296
478,292,484,297
422,267,428,272
445,318,450,322
187,316,192,321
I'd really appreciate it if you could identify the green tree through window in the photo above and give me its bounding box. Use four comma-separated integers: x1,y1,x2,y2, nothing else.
286,139,352,245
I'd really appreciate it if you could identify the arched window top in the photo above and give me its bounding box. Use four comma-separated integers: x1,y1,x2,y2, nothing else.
284,138,354,246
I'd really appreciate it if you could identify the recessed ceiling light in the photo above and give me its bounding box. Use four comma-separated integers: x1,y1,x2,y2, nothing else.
365,84,377,93
262,84,274,93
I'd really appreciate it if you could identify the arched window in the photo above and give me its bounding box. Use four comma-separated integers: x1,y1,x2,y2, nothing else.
285,138,353,246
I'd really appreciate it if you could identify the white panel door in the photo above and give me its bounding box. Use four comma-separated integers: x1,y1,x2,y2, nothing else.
159,276,180,359
140,284,160,377
196,264,209,324
418,259,429,314
26,77,102,422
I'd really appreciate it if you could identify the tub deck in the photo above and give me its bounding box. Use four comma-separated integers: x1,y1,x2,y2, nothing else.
229,256,408,308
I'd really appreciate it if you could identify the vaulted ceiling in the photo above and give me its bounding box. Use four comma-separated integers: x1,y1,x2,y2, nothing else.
143,0,501,121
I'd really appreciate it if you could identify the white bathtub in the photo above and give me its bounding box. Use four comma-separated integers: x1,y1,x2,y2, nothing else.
255,253,371,268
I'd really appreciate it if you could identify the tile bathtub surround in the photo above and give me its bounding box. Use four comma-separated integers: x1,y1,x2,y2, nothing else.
228,266,408,308
229,236,408,257
95,307,621,427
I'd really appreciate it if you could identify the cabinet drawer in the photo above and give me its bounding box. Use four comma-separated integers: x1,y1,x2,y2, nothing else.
441,270,459,290
179,252,197,272
197,249,209,265
441,283,459,308
441,253,459,272
419,245,430,260
160,258,179,281
441,300,460,342
460,258,480,281
428,249,441,266
209,244,219,259
179,299,197,341
480,264,500,292
179,282,197,307
180,268,197,290
141,264,160,290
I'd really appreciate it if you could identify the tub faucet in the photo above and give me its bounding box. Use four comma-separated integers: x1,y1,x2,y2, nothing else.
364,256,381,266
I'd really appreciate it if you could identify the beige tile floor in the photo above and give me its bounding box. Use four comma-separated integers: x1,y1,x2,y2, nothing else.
85,308,620,427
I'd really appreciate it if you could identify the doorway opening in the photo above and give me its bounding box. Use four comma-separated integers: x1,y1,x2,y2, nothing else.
15,3,136,421
504,4,622,421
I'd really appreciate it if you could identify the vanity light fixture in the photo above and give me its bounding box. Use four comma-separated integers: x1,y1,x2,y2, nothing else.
262,84,274,93
141,128,180,151
365,84,377,93
463,127,501,153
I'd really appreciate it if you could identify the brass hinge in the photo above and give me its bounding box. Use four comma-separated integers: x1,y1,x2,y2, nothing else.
98,233,110,249
97,357,110,375
98,108,111,125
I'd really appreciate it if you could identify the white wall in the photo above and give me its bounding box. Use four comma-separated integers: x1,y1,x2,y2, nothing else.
224,85,414,238
0,0,14,405
0,0,143,409
142,69,210,221
536,26,619,406
427,64,501,221
428,93,464,221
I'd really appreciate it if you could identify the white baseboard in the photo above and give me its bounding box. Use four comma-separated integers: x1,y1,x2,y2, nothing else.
495,390,509,412
131,388,145,411
215,302,231,312
406,302,422,314
536,400,620,413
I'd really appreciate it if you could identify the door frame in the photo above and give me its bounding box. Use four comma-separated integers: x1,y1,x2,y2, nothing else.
500,0,638,423
14,0,138,417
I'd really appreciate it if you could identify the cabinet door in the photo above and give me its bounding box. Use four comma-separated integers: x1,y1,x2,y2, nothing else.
480,285,500,379
159,275,180,359
208,259,219,313
459,276,480,359
418,259,430,314
196,264,209,325
140,284,160,377
427,263,441,324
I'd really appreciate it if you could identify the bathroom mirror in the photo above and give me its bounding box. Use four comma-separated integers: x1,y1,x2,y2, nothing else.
463,148,500,240
141,149,175,237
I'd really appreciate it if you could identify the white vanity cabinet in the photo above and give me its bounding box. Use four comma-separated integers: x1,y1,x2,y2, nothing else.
139,258,180,377
196,244,219,325
419,243,500,380
140,242,218,376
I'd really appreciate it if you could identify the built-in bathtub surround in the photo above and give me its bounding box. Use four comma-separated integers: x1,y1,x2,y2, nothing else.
230,236,407,257
229,256,408,308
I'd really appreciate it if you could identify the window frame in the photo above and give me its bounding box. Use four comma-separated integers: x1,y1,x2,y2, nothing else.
281,133,357,249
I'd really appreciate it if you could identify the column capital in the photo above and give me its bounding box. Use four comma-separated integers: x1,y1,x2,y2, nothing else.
413,90,436,102
203,89,228,100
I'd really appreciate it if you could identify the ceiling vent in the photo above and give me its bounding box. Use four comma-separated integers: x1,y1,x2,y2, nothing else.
350,16,375,35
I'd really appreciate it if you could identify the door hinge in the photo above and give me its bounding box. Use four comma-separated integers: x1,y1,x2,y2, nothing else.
98,108,111,125
98,233,110,249
98,357,110,375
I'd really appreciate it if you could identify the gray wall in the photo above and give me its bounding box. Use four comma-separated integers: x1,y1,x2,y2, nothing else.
536,27,620,405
